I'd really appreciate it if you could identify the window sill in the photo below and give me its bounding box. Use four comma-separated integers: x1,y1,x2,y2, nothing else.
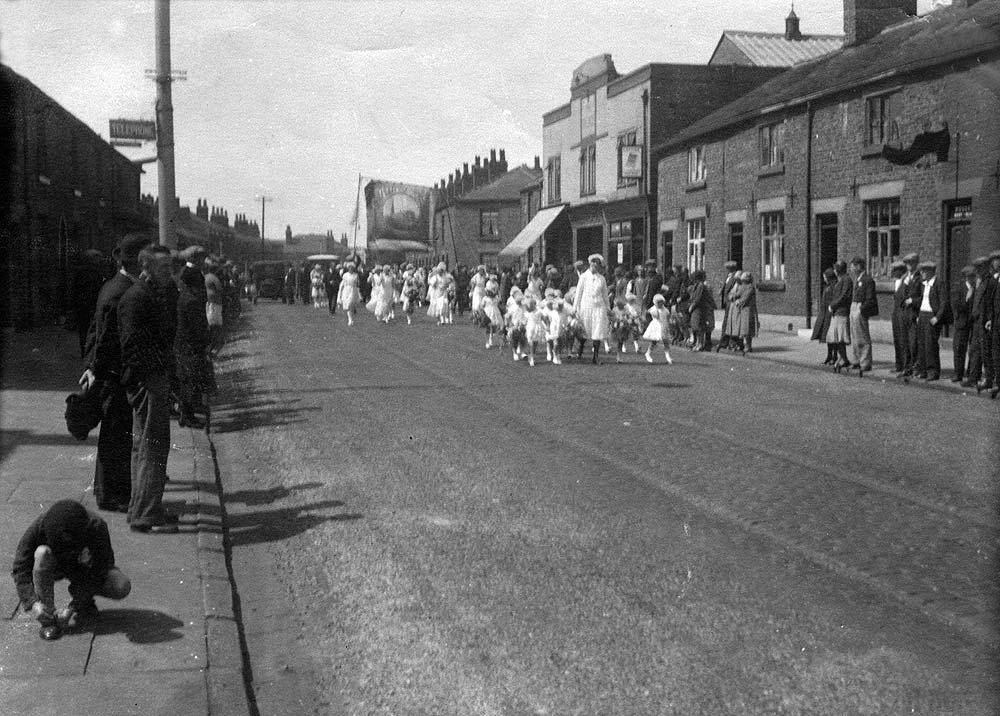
757,280,786,292
685,180,707,192
861,143,885,158
757,164,784,178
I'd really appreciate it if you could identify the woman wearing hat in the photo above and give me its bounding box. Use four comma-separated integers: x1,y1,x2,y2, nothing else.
469,265,488,314
811,267,838,364
573,254,611,363
337,262,361,326
731,271,760,356
826,262,853,370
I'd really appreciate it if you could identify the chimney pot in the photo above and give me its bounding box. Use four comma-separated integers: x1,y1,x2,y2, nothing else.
534,155,541,169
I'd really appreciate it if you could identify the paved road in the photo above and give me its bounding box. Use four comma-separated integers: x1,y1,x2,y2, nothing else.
211,302,999,715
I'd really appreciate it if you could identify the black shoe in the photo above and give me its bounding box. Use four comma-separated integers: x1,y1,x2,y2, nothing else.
39,624,62,641
178,416,206,429
926,374,939,382
991,386,1000,400
950,376,963,382
851,363,861,370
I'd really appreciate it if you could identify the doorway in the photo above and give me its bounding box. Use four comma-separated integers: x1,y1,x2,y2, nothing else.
660,230,673,272
727,223,744,270
816,213,838,275
575,225,604,263
944,201,972,289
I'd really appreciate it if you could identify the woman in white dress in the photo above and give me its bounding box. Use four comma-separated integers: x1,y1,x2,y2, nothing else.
439,269,455,325
337,262,361,326
573,254,611,364
309,264,325,309
401,267,419,325
481,274,505,348
426,264,444,323
469,265,488,313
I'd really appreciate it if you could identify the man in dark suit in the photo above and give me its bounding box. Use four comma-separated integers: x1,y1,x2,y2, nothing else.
984,250,1000,398
79,234,150,513
914,261,950,381
119,244,177,534
559,260,584,295
898,252,923,377
641,260,663,313
71,250,109,359
950,265,976,382
963,256,991,388
848,257,878,373
889,261,907,372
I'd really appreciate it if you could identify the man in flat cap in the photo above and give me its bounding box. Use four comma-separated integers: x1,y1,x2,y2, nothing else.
80,233,151,513
949,265,977,382
119,244,179,533
963,256,992,388
914,261,950,381
889,261,907,373
897,253,923,377
849,257,878,374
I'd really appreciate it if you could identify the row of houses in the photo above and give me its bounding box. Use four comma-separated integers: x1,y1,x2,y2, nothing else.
0,63,282,329
425,0,1000,330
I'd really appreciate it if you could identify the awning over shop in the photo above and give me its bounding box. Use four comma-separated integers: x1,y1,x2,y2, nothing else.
499,205,566,258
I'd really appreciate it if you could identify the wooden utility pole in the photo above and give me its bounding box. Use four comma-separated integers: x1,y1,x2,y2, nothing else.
155,0,177,248
258,195,273,259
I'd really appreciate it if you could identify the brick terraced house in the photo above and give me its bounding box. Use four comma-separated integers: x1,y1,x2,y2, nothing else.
655,0,1000,333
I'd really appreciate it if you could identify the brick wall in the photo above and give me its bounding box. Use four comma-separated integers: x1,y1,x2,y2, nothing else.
657,56,1000,326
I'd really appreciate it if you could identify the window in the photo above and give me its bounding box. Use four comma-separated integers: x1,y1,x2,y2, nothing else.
688,145,706,184
866,92,900,146
609,220,633,239
759,122,785,168
580,143,596,196
546,156,561,203
760,211,785,281
479,210,499,238
686,218,705,272
865,198,900,278
617,131,638,187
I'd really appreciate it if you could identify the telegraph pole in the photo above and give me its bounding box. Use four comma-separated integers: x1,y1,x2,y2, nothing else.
258,194,273,259
155,0,177,248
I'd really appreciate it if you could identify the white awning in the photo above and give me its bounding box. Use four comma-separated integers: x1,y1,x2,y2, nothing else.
498,205,566,258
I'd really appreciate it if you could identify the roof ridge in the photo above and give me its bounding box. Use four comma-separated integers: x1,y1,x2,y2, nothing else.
724,29,844,39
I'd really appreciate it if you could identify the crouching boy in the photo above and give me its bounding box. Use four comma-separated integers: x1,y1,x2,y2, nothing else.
12,500,131,639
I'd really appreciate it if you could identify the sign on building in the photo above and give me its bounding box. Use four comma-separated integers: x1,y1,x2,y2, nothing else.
109,119,157,142
620,145,643,179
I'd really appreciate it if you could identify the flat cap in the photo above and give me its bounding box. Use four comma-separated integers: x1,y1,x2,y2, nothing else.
902,252,920,263
989,250,1000,260
115,233,152,260
179,245,208,261
643,259,657,267
960,265,977,277
889,260,906,271
724,260,738,269
973,256,990,267
918,261,937,271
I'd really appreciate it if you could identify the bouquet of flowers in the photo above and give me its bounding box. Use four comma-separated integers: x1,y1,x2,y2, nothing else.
559,317,586,353
471,309,491,328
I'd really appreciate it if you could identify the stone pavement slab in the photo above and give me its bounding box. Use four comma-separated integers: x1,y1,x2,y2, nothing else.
1,327,250,716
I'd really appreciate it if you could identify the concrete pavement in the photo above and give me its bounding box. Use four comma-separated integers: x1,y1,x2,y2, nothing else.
0,327,250,716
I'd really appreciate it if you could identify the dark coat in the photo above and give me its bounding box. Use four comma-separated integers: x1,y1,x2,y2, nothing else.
642,271,663,310
951,280,974,331
732,283,758,337
852,273,879,318
12,509,115,609
118,277,171,387
811,282,836,341
920,276,951,325
900,271,923,318
84,272,136,380
828,275,853,317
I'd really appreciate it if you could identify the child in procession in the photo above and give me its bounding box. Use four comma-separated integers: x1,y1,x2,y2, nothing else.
642,293,674,364
522,296,547,367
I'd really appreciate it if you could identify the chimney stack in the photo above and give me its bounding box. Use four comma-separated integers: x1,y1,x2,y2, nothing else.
785,5,802,40
534,155,541,170
843,0,916,46
499,149,508,174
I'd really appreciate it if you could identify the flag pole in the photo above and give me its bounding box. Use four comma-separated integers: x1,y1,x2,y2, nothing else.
352,173,362,255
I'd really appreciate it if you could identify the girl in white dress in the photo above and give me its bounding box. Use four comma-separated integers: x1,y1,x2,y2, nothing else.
522,296,547,367
469,265,487,313
426,265,444,323
310,264,325,309
365,266,382,314
541,289,565,364
524,265,544,304
641,293,674,364
379,267,395,322
401,269,419,325
505,288,526,361
439,270,455,325
481,275,505,348
573,254,611,364
337,263,361,326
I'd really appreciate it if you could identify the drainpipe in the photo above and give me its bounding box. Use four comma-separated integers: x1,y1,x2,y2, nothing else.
642,88,651,264
805,101,813,330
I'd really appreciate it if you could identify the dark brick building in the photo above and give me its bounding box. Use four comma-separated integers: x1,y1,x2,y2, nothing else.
655,0,1000,332
2,64,146,328
431,150,543,268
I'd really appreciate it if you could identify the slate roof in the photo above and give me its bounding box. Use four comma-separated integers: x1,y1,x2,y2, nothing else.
456,165,544,203
715,31,843,67
659,0,1000,153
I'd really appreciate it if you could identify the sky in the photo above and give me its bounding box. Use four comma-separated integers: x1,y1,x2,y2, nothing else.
0,0,941,238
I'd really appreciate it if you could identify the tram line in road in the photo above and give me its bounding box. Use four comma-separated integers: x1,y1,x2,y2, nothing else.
329,310,999,651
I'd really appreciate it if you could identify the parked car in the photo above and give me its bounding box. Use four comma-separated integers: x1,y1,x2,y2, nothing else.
250,261,288,303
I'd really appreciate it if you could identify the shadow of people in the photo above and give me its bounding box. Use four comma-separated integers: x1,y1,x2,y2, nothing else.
89,608,185,644
222,501,362,547
0,429,94,465
222,481,324,506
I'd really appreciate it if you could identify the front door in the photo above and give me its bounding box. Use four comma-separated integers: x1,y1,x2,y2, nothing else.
727,222,744,270
944,201,972,290
575,225,604,263
817,213,838,275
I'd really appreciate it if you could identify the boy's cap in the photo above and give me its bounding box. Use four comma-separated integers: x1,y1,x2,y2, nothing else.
902,252,920,264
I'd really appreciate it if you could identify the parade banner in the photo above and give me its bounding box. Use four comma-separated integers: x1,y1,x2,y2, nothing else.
364,180,432,252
